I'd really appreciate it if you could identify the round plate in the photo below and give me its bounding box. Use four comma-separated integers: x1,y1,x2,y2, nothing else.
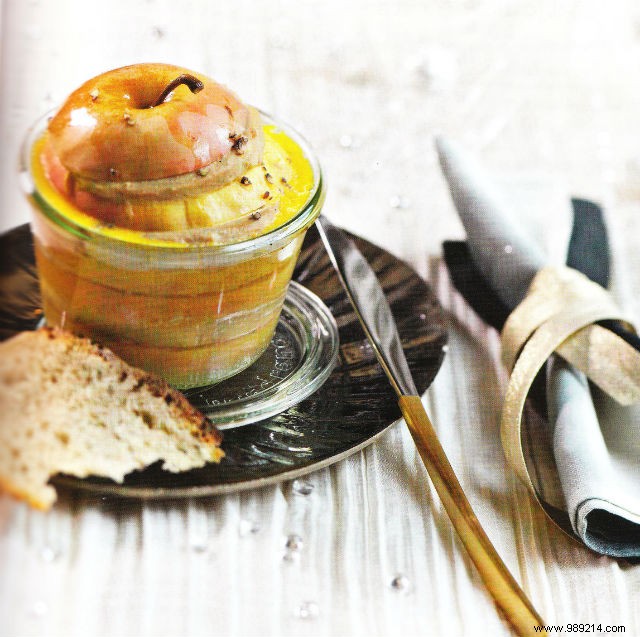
0,223,448,498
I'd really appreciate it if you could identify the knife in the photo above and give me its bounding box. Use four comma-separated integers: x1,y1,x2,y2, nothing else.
315,215,547,637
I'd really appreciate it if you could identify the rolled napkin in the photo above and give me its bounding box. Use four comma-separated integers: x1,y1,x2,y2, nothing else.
547,357,640,557
437,137,640,557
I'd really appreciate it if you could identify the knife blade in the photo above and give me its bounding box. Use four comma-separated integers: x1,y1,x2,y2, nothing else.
315,215,547,637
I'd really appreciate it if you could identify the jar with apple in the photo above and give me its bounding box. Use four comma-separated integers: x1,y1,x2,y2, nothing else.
22,63,325,388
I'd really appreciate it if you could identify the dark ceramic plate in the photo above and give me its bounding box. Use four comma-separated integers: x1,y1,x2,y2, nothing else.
0,223,447,498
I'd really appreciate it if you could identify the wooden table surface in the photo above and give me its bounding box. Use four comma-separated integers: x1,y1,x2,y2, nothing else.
1,1,639,635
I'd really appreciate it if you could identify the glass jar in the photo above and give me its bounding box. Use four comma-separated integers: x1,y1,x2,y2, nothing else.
22,112,325,388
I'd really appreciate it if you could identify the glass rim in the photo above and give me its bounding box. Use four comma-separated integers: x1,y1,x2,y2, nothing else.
21,108,325,255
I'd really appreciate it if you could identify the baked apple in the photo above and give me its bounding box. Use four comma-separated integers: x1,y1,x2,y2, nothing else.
26,63,323,387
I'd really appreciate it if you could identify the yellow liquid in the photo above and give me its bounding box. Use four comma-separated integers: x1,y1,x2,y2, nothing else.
30,126,319,387
32,125,315,246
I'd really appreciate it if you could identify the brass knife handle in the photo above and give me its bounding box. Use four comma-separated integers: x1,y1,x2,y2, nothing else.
399,395,547,637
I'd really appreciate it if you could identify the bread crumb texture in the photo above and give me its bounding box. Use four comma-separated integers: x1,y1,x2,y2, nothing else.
0,328,223,510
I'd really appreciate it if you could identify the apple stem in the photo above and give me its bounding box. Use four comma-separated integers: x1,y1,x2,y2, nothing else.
151,74,204,107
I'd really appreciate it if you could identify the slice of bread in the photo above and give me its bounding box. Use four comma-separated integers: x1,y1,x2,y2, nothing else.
0,327,223,510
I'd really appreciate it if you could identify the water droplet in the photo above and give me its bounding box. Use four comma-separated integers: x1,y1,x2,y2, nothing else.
503,244,514,254
40,546,61,563
390,574,411,592
283,550,300,563
389,195,411,209
283,533,304,562
191,539,209,554
419,313,427,320
29,601,48,617
411,47,457,92
442,344,449,353
295,601,319,619
286,534,303,551
292,479,314,496
239,520,261,537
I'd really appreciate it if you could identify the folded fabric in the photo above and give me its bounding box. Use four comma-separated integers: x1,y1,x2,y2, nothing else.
444,238,640,557
547,357,640,557
438,138,640,557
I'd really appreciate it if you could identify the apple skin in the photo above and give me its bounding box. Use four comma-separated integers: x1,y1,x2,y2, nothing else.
47,63,261,182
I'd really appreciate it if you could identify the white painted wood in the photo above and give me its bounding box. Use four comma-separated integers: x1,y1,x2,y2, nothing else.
1,1,640,635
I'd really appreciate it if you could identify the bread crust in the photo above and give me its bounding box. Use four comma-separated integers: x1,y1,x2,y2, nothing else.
36,326,222,446
0,474,52,511
0,327,224,510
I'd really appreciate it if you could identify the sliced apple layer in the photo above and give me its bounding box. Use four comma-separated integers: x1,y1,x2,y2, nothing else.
36,125,314,242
